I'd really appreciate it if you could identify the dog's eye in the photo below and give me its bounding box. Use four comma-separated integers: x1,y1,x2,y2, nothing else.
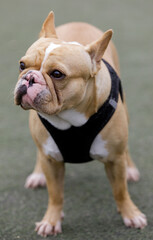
50,70,65,80
19,62,26,71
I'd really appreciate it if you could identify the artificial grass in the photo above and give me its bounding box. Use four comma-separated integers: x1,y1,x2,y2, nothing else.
0,0,153,239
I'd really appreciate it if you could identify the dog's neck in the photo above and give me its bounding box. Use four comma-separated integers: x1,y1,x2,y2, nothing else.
39,61,111,130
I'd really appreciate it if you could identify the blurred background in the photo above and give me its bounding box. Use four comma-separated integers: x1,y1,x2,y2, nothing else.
0,0,153,239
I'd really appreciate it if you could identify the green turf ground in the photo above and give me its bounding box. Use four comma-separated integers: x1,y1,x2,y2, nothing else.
0,0,153,239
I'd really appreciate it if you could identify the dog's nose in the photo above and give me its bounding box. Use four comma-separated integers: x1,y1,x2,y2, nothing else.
24,72,35,87
29,75,35,87
22,70,46,86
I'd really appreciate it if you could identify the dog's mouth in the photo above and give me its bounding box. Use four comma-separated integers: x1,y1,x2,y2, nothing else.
14,70,63,115
14,70,51,110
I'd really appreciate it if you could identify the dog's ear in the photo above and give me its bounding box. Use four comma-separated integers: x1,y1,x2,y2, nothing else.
39,11,57,38
85,30,113,75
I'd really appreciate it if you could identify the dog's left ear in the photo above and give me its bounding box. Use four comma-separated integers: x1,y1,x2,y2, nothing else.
86,29,113,75
39,11,57,38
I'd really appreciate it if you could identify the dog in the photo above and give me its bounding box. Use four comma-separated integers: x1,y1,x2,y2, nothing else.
14,11,147,237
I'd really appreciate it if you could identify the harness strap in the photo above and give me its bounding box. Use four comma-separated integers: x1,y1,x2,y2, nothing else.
102,59,124,102
38,59,123,163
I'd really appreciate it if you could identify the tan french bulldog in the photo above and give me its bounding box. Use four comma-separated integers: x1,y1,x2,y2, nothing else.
14,11,147,237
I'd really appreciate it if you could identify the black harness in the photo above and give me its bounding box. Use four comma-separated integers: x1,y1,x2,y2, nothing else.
38,59,123,163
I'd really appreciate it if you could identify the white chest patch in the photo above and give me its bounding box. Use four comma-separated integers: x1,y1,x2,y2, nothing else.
90,134,108,161
43,135,63,161
58,109,87,127
39,109,87,130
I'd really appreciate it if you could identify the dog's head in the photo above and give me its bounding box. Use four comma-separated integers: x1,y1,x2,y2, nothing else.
14,11,112,116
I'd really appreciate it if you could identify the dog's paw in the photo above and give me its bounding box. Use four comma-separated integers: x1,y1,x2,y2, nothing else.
35,220,62,237
126,167,140,182
24,173,46,189
123,212,147,229
119,199,147,229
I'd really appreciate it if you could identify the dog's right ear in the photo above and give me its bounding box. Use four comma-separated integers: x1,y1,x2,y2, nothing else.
39,11,57,38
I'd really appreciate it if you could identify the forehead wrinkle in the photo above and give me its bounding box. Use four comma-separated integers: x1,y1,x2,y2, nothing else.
40,40,84,72
40,42,61,72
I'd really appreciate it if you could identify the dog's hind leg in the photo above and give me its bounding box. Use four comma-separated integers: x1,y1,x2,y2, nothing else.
125,147,140,182
24,149,46,189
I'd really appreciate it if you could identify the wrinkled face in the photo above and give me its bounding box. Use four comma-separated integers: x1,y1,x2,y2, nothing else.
14,38,92,115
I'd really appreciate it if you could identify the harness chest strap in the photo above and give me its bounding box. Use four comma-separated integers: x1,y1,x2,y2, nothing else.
38,59,124,163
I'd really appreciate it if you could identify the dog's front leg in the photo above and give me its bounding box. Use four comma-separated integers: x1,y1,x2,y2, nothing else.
105,153,147,229
35,158,65,237
25,149,46,189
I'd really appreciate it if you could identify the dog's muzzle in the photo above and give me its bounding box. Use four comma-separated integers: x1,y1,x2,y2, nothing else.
15,70,47,106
